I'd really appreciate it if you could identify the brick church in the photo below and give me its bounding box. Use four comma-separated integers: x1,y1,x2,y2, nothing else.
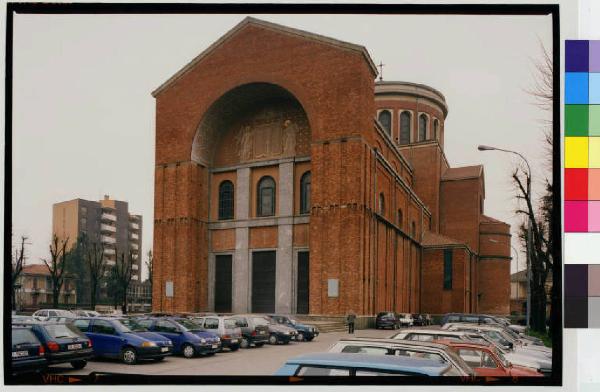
151,17,511,316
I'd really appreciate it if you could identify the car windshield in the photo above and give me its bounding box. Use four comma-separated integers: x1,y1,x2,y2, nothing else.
288,318,297,325
112,320,134,333
44,324,83,339
224,319,237,329
493,347,511,368
176,318,202,331
252,317,271,326
118,318,147,332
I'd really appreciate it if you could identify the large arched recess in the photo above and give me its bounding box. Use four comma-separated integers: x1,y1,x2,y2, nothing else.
191,82,312,167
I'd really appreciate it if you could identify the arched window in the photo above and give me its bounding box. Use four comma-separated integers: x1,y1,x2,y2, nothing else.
418,114,427,142
411,221,416,238
433,119,440,141
378,193,385,215
399,111,411,145
300,171,311,215
218,181,234,220
378,110,392,135
257,176,276,217
397,209,403,229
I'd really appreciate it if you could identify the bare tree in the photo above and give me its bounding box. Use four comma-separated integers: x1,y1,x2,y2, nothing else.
84,239,107,310
42,235,69,308
11,235,28,311
110,249,135,314
514,40,555,334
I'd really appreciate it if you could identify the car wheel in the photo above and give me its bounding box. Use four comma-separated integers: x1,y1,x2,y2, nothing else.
230,345,240,352
182,344,195,358
268,334,278,345
296,332,305,342
240,337,250,349
121,347,138,365
70,360,87,370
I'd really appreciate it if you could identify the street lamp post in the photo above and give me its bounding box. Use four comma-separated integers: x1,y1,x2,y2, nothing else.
478,145,532,329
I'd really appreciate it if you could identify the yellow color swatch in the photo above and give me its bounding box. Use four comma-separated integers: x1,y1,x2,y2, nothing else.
565,137,589,168
590,137,600,168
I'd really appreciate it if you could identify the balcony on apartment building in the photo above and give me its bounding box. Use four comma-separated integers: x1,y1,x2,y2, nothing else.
100,223,117,233
130,232,139,240
101,235,116,244
132,264,139,270
104,247,116,255
101,212,117,222
129,221,140,231
130,243,139,251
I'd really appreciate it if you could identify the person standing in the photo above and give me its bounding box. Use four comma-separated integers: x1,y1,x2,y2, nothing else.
346,310,356,334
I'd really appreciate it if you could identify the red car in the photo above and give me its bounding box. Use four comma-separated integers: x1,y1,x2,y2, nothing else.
433,339,543,377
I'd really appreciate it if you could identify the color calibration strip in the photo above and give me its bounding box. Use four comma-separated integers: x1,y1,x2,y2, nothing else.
564,40,600,233
564,264,600,328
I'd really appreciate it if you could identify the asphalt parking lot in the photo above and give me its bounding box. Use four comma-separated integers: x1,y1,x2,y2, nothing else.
47,328,396,376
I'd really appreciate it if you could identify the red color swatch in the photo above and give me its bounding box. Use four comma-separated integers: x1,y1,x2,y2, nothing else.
565,168,589,200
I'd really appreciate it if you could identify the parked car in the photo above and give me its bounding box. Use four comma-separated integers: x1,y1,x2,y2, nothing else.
32,309,77,321
411,314,427,327
441,313,526,335
171,317,222,350
15,320,93,370
228,314,270,348
443,324,551,358
72,317,173,365
435,339,543,377
327,337,475,377
267,319,298,345
392,328,490,345
267,314,319,342
398,313,414,327
440,325,552,375
192,316,242,351
135,317,220,358
11,325,47,375
12,315,37,324
274,353,458,376
375,312,401,330
72,310,101,317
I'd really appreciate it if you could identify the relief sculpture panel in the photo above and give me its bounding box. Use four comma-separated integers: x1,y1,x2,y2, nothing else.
212,101,310,167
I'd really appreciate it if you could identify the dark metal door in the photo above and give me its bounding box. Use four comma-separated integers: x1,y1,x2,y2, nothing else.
252,251,276,313
215,255,232,313
297,251,309,314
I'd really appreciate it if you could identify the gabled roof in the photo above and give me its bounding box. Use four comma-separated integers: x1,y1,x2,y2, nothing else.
152,17,378,97
441,165,483,181
22,264,51,276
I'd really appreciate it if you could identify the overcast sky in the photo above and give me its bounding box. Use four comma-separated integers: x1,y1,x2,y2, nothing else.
12,12,552,279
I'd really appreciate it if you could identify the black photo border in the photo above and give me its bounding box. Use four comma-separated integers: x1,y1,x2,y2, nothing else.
4,2,562,386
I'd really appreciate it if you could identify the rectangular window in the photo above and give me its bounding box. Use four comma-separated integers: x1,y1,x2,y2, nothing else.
444,249,453,290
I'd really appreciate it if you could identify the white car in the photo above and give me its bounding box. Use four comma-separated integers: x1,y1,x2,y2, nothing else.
398,313,414,326
32,309,76,321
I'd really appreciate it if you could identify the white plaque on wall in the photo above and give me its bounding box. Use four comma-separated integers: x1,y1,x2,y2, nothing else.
166,281,174,297
328,279,339,297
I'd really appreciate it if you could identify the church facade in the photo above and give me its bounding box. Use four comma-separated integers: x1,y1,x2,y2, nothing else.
151,17,511,316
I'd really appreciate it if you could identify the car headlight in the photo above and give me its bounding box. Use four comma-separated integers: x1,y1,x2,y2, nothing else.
167,340,173,345
141,341,157,347
200,338,206,343
216,337,220,342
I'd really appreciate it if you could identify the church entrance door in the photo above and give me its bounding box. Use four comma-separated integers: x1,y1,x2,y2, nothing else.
252,251,276,313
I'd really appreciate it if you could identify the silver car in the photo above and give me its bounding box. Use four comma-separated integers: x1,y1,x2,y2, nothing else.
193,316,243,351
328,337,475,376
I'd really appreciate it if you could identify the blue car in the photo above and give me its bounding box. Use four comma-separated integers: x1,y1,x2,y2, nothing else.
274,353,455,376
72,317,173,365
135,317,221,358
